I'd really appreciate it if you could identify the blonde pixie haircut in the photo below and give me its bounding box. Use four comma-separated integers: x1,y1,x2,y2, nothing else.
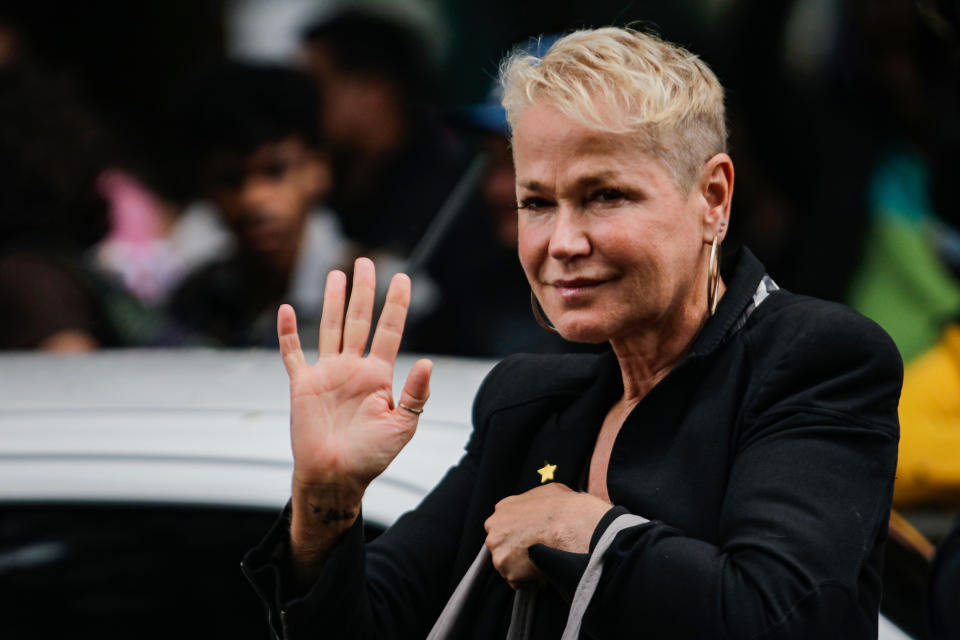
500,27,727,193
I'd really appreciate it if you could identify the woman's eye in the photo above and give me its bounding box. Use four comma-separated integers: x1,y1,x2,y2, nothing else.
517,197,553,211
593,189,625,203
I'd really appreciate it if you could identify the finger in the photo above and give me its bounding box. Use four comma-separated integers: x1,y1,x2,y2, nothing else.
396,358,432,417
318,270,347,358
342,258,376,355
488,545,537,589
369,273,411,364
277,304,307,376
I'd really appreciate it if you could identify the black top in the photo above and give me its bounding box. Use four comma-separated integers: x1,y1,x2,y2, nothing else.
243,247,903,639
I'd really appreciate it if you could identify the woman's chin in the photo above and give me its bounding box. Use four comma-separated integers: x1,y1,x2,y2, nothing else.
555,320,611,345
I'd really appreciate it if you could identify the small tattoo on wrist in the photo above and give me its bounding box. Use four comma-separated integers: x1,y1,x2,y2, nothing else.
309,504,356,524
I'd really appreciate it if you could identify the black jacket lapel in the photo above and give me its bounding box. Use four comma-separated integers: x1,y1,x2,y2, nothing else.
514,352,622,494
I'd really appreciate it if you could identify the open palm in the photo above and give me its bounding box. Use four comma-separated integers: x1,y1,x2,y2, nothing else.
279,258,432,495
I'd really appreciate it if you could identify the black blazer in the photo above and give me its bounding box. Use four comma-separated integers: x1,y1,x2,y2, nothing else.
243,248,902,639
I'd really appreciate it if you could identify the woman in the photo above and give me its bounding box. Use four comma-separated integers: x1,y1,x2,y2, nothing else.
243,28,901,638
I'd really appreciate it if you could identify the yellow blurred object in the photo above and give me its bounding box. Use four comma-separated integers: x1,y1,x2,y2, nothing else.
894,324,960,507
888,510,935,561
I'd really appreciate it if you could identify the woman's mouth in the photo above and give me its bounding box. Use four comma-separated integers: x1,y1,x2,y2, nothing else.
551,278,607,302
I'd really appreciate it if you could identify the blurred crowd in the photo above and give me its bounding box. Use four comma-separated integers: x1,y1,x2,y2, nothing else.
0,1,583,357
2,0,960,507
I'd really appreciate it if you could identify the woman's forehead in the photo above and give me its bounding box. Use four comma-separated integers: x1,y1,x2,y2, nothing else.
514,126,666,189
513,102,646,159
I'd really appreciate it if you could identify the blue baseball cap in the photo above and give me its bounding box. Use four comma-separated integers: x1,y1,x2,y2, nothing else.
462,34,562,136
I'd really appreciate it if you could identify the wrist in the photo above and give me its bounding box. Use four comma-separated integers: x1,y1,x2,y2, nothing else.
289,479,363,557
292,473,366,503
287,497,361,590
291,482,363,527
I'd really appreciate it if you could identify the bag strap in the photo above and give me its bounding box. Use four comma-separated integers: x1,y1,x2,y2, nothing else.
425,546,539,640
560,513,648,640
507,587,538,640
426,545,493,640
427,513,648,640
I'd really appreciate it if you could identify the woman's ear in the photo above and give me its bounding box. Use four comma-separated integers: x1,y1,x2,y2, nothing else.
698,153,734,244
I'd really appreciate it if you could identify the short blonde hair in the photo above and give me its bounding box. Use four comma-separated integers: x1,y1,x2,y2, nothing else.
500,27,727,192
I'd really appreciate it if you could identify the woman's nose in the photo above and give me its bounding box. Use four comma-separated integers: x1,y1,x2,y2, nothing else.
548,208,591,260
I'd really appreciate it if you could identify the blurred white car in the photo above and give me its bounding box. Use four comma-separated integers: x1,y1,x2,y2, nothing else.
0,349,493,521
0,350,923,639
0,349,494,639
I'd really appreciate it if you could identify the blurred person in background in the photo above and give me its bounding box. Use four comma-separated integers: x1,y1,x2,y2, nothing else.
830,0,960,514
0,12,114,351
168,62,351,348
838,0,960,364
717,0,960,514
716,0,960,348
912,5,960,638
85,92,235,347
0,3,233,348
299,8,471,258
85,169,235,347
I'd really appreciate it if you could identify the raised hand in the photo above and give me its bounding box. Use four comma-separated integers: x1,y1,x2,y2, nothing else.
280,258,432,579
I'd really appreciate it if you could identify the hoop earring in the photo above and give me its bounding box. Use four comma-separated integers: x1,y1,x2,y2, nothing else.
707,235,721,316
530,291,558,334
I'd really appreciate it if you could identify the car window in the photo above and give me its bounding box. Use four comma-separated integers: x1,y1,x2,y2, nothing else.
2,499,920,638
0,502,384,638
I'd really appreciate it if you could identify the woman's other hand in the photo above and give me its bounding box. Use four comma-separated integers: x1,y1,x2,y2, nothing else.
483,483,610,589
280,257,432,581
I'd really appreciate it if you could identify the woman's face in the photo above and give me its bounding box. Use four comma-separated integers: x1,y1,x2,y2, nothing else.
513,101,709,344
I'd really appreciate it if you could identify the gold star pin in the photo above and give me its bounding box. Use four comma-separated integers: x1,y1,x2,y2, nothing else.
537,462,557,483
